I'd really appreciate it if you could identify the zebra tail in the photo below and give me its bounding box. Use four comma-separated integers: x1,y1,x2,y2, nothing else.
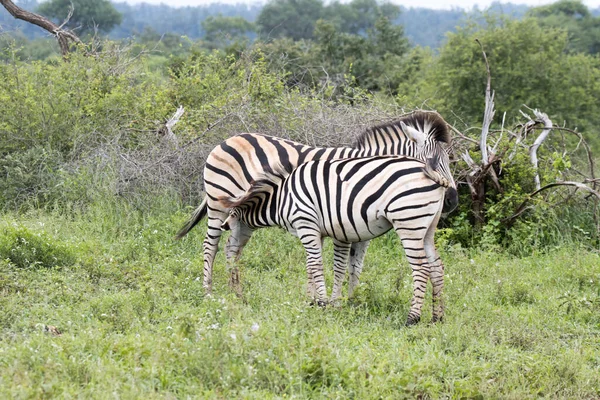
174,197,208,240
219,164,287,209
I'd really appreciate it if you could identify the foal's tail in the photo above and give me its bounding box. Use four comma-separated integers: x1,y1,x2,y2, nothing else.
175,197,208,239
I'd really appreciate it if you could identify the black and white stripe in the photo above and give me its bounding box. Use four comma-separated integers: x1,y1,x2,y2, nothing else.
175,111,456,296
222,155,452,325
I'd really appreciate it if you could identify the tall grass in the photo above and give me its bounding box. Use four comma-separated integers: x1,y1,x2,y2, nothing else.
0,202,599,398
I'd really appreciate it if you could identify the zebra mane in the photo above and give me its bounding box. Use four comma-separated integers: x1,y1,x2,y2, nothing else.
354,111,451,147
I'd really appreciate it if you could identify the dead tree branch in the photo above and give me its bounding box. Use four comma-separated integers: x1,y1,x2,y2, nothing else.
163,106,184,147
476,38,495,167
503,181,600,228
525,109,553,190
0,0,82,56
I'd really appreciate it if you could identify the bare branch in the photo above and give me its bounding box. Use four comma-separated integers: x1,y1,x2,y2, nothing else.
504,181,600,227
527,110,552,190
476,38,495,167
447,123,479,145
462,151,477,170
0,0,82,56
549,126,596,188
164,106,184,147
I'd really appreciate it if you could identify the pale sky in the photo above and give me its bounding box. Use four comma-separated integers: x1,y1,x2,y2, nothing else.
120,0,600,9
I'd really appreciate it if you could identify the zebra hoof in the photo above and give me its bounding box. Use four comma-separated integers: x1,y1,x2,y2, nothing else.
405,316,420,326
431,315,444,323
309,299,328,308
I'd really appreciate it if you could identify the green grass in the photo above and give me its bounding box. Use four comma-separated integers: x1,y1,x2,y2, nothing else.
0,207,599,399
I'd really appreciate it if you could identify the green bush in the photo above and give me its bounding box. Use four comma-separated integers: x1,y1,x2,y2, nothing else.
0,224,76,269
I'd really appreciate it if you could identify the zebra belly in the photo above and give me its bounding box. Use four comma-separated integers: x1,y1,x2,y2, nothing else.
326,215,393,243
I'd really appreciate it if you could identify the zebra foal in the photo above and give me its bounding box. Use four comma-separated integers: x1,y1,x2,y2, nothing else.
221,154,454,325
175,111,456,297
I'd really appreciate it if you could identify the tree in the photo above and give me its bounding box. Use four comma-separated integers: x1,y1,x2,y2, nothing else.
202,14,255,46
413,17,600,151
326,0,400,35
309,15,408,92
37,0,122,36
528,0,600,54
256,0,325,40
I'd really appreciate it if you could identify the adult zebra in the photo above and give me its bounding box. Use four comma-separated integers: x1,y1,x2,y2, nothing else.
176,111,456,295
221,154,453,325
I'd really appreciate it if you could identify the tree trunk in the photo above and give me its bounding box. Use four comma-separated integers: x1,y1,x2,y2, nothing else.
467,175,486,229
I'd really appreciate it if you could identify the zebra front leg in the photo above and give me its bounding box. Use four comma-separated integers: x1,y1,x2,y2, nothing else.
203,208,228,294
298,228,327,306
224,218,254,297
397,233,430,326
330,240,352,303
347,241,370,298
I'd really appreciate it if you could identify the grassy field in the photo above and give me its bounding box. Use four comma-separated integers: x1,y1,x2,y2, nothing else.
0,205,599,399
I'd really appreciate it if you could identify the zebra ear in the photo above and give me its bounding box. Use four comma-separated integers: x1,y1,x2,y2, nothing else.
400,122,425,146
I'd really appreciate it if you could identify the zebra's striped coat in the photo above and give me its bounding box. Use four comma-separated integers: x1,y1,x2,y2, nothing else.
222,155,451,325
176,111,455,297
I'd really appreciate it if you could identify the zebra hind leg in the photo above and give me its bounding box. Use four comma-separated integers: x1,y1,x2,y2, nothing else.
397,232,430,326
424,211,444,323
202,209,228,295
347,241,370,299
330,240,352,303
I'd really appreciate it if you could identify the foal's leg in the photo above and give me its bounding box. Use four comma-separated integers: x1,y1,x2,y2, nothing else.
224,220,254,296
305,236,325,299
330,240,352,303
347,241,370,298
297,228,327,305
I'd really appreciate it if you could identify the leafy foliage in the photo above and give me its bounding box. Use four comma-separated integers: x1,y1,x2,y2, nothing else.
2,1,600,251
